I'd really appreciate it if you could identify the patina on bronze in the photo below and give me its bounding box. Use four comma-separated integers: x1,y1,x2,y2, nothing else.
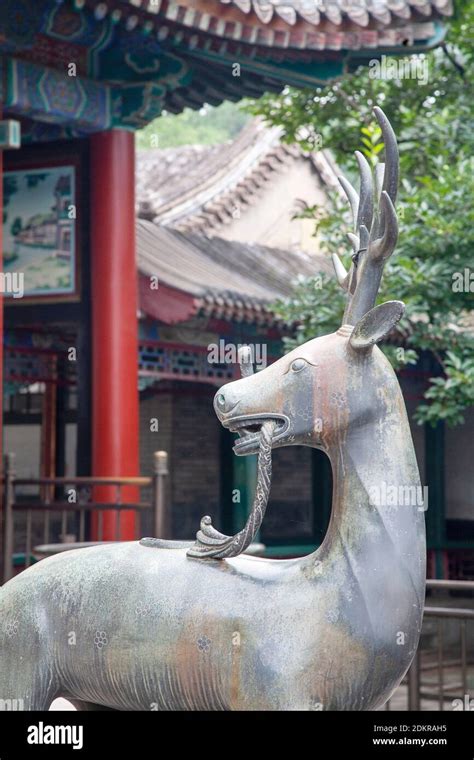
0,108,425,711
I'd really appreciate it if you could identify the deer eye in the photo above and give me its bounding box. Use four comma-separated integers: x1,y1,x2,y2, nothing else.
290,358,307,373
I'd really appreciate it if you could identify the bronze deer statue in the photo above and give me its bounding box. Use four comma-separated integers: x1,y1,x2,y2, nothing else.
0,108,425,711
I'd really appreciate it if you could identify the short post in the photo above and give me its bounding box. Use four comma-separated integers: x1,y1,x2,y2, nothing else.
3,453,15,583
408,648,421,711
153,451,169,539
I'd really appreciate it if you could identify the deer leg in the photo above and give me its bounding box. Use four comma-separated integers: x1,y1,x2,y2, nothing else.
0,654,58,711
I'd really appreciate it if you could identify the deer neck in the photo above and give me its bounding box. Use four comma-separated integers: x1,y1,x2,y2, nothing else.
305,375,425,587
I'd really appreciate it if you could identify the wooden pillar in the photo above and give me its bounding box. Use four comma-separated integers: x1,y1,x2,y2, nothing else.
0,120,3,569
0,129,3,471
90,130,138,540
76,321,92,477
55,375,67,480
40,359,57,504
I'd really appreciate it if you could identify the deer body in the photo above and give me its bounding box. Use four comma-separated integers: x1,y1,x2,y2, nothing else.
0,109,426,710
0,331,425,711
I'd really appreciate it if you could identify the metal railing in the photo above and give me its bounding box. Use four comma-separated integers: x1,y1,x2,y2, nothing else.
387,579,474,710
1,450,169,584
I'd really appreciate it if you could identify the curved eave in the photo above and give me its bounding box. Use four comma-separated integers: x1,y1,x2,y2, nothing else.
3,0,452,134
83,0,452,53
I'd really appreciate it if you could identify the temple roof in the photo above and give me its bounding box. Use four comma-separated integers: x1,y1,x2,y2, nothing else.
94,0,454,101
136,118,340,234
210,0,454,26
136,218,333,325
117,0,453,36
0,0,453,133
123,0,453,52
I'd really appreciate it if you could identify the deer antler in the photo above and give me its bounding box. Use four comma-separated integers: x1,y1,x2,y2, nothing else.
332,107,399,325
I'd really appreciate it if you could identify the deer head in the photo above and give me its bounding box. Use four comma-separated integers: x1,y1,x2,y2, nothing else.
214,107,404,455
189,108,405,559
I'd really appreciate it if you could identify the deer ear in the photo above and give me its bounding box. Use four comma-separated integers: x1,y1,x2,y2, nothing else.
349,300,405,351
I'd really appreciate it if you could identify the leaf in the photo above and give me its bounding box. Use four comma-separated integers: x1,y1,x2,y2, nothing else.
251,0,474,426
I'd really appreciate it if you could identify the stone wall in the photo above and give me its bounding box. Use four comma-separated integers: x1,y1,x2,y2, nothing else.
139,385,220,539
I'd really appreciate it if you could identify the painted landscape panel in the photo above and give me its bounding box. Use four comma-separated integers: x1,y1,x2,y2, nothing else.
3,165,75,297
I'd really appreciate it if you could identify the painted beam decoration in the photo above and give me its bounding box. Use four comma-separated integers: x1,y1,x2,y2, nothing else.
0,110,427,711
0,0,453,134
3,58,113,132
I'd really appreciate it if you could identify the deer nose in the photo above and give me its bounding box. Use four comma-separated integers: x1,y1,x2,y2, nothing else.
214,392,228,414
214,390,240,418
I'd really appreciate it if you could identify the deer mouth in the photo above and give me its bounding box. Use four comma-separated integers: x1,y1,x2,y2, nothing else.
224,413,289,455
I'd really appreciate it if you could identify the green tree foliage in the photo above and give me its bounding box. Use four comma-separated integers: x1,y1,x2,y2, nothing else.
248,3,474,426
136,100,249,150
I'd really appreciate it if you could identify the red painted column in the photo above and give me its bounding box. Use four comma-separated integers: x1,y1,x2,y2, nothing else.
0,122,3,475
90,130,138,540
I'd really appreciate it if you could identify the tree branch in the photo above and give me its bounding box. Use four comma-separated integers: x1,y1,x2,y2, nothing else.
441,43,466,79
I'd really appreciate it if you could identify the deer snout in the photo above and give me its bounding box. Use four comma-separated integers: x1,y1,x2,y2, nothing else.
214,369,275,426
213,388,240,420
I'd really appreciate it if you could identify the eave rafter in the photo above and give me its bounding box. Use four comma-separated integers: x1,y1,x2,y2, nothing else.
79,0,453,52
